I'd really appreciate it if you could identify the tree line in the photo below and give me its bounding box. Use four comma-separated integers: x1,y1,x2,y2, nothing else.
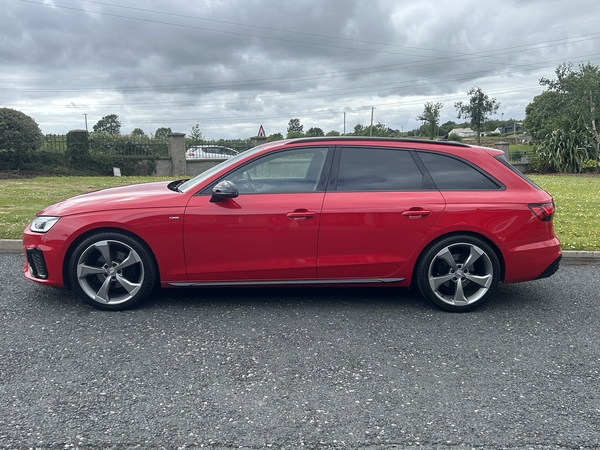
2,62,599,174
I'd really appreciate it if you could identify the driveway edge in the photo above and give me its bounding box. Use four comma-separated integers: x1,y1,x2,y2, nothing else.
0,239,23,254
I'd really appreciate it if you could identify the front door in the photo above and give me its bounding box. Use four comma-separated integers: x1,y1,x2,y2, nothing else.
183,147,331,281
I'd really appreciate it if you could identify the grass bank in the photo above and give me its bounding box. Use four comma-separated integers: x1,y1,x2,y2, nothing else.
0,176,171,240
530,175,600,251
1,175,599,250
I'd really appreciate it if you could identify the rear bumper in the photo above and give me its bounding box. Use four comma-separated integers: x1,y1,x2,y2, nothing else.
536,254,562,280
503,237,562,284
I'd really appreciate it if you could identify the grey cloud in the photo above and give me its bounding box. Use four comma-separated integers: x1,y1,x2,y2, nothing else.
1,0,599,137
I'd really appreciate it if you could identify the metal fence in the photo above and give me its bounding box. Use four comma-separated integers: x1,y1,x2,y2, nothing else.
40,135,255,158
89,134,168,157
42,134,67,153
508,149,535,164
40,133,169,156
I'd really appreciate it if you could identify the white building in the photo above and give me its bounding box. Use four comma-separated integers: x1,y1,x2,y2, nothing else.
449,128,477,137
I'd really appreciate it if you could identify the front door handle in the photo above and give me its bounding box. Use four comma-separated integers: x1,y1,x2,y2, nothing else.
287,209,316,220
402,208,432,219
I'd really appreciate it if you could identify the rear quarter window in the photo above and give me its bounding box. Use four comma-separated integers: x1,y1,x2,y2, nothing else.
494,154,542,189
417,151,502,190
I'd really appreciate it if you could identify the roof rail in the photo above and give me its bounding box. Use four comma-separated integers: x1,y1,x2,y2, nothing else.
283,136,471,148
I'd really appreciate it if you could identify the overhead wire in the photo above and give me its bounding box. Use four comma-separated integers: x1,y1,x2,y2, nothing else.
9,0,600,129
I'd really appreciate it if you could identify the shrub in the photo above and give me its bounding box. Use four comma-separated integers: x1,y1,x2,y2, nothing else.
582,159,599,173
534,129,594,173
0,108,44,170
66,129,91,168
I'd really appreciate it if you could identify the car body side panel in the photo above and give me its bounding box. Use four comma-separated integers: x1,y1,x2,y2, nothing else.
317,191,445,278
23,207,188,287
183,193,325,281
388,188,561,284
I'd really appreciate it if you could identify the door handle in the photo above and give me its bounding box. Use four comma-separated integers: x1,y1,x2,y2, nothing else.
287,209,316,220
402,208,432,219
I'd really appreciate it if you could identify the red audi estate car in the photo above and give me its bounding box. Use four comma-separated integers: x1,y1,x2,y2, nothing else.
23,138,561,312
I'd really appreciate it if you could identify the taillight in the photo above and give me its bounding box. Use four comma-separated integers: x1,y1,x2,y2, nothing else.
529,202,555,222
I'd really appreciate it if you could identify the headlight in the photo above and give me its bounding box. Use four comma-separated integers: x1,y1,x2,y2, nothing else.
30,216,60,233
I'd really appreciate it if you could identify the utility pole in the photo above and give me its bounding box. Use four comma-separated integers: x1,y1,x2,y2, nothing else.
370,107,374,137
83,114,88,132
343,112,346,135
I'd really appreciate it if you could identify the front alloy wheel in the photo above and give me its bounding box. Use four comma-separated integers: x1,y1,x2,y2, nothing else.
416,235,500,312
69,232,156,310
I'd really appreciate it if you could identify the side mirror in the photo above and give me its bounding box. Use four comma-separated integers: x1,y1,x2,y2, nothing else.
210,180,239,202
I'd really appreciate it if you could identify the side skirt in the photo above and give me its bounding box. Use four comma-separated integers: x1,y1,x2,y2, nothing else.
168,278,405,288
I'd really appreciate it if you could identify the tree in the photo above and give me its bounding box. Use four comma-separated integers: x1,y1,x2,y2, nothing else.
93,114,121,135
439,121,458,137
352,124,366,136
190,124,203,144
523,91,567,141
286,118,304,138
0,108,44,171
352,122,390,137
417,102,443,140
131,128,146,138
154,127,172,140
267,133,284,142
455,87,499,145
306,127,324,137
539,63,600,157
326,130,341,136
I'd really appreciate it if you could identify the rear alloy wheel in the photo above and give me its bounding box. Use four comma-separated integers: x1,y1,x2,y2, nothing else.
69,232,156,310
416,235,500,312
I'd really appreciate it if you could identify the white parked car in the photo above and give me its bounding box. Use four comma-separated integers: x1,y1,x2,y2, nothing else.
186,145,239,159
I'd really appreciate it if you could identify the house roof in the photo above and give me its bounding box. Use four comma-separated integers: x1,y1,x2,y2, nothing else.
450,128,476,135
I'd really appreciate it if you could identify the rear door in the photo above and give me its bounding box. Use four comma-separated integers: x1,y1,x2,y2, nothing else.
317,146,445,279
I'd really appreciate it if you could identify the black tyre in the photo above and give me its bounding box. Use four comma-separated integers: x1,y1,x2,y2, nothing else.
68,232,157,310
415,235,500,312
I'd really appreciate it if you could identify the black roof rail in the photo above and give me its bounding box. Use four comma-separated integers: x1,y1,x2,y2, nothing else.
282,136,471,148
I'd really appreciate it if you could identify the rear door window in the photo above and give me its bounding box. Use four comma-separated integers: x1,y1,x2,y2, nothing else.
335,147,427,191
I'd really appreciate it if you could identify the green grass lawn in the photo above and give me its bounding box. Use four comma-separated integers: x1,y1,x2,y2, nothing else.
0,176,171,240
530,175,600,251
1,175,599,250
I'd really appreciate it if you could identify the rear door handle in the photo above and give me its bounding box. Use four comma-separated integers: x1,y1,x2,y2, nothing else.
287,209,316,220
402,209,432,219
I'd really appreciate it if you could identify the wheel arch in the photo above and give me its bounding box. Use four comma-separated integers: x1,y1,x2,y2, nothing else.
62,227,160,290
411,231,506,285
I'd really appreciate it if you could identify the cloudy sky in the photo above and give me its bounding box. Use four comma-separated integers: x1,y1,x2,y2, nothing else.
2,0,600,139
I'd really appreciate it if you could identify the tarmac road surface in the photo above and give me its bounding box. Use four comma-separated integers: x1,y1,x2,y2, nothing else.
1,253,599,449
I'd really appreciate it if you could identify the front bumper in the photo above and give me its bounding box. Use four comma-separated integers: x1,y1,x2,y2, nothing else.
23,228,66,288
